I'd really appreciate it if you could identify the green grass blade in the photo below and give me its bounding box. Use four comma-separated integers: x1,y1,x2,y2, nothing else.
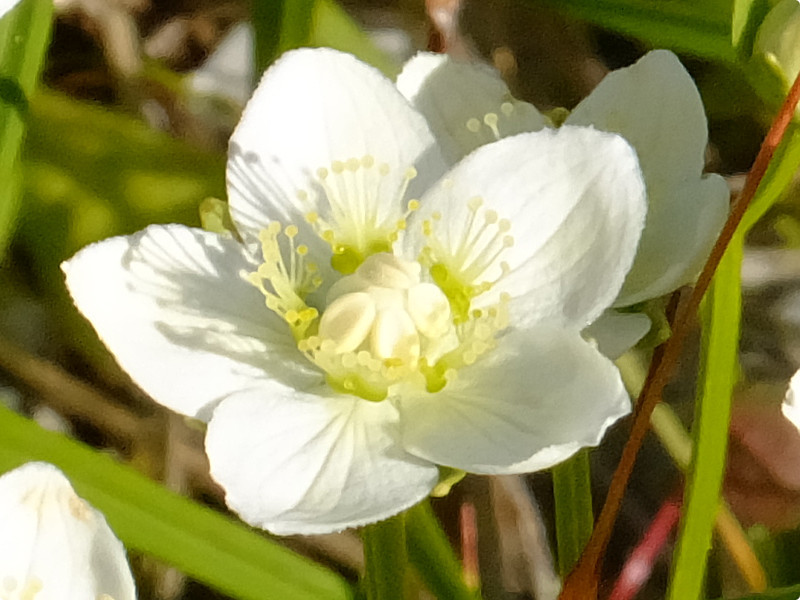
0,406,353,600
405,501,480,600
552,449,594,577
534,0,736,63
0,0,52,261
667,235,743,600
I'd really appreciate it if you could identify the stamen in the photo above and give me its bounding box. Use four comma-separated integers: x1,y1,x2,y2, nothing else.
293,157,419,273
246,222,321,337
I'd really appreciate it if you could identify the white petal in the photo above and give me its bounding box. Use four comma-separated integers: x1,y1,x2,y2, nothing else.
0,0,20,20
398,326,630,473
62,224,318,421
227,47,445,247
615,175,729,305
206,387,439,535
0,462,135,600
397,52,549,164
783,370,800,432
405,127,646,329
567,50,729,304
583,310,651,359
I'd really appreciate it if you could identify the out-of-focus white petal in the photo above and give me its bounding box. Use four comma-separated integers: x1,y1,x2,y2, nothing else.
0,0,20,20
567,50,729,304
62,224,318,421
398,326,630,473
0,462,135,600
190,22,255,106
783,370,800,432
227,47,445,249
405,127,646,329
583,310,651,359
397,52,548,164
206,387,439,535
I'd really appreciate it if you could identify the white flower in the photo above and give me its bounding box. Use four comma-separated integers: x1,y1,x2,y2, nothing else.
397,49,730,311
0,462,136,600
63,48,646,535
0,0,20,20
783,370,800,431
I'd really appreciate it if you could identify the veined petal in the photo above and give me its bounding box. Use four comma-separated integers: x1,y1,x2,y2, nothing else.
405,126,646,329
567,50,729,304
583,310,651,360
0,462,135,600
783,370,800,432
227,47,446,255
397,52,548,164
397,326,630,473
615,174,729,305
206,387,439,535
62,224,317,421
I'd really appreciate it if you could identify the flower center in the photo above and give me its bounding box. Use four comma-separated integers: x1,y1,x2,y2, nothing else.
299,253,456,401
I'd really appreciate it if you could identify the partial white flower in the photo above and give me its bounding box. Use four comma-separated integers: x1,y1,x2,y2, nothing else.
63,48,646,535
0,462,136,600
0,0,20,20
398,49,730,309
783,370,800,432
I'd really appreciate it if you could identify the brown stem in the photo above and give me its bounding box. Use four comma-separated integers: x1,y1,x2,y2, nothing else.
559,69,800,600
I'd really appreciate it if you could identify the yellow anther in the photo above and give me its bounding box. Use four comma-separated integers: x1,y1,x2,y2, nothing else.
379,163,390,175
285,224,299,238
317,167,329,179
498,219,511,232
408,199,420,211
503,235,514,247
297,244,309,256
484,209,498,224
362,154,375,168
297,190,309,201
322,230,335,242
466,117,481,132
405,166,418,179
346,157,360,171
500,102,514,116
484,112,499,127
432,211,442,220
305,212,319,224
332,160,345,173
467,197,483,212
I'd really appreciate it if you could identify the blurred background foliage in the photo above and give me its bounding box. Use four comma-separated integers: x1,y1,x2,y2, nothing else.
4,0,800,598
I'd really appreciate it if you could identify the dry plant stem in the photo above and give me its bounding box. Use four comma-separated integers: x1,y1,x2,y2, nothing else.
559,69,800,600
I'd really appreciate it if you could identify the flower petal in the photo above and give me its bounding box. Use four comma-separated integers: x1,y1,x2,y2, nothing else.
0,462,136,600
614,175,729,304
0,0,20,19
567,50,729,304
206,387,439,535
783,369,800,432
227,47,445,250
397,52,548,164
62,224,317,421
405,126,646,329
398,326,630,473
583,310,651,359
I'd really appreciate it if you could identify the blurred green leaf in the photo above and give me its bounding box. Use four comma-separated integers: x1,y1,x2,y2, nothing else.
19,88,225,282
252,0,397,76
552,449,593,577
711,584,800,600
732,0,771,55
406,501,480,600
0,405,354,600
536,0,736,62
0,0,52,261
